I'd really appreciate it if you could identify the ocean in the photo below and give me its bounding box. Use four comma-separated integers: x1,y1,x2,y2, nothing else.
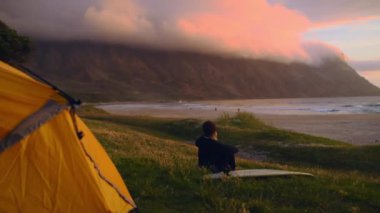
99,96,380,115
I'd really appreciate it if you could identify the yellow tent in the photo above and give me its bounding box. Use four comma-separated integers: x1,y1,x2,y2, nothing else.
0,61,136,212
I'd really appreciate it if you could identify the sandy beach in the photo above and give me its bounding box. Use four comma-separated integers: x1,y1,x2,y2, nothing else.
97,103,380,145
256,114,380,145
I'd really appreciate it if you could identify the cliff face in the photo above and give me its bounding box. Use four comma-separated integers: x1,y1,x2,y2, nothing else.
25,41,380,101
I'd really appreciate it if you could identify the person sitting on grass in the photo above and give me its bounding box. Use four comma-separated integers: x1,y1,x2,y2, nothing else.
195,121,239,173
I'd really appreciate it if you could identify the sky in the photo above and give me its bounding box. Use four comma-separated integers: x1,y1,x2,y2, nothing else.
1,0,379,87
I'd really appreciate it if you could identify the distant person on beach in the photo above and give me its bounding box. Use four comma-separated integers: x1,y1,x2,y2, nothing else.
195,121,239,173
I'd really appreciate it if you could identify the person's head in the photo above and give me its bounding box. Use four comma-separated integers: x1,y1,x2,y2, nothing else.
202,121,217,139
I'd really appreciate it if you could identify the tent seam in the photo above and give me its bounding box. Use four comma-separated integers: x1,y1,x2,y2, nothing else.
77,138,137,210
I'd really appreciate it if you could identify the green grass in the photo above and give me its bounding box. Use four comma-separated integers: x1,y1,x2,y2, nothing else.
79,106,380,212
81,107,380,175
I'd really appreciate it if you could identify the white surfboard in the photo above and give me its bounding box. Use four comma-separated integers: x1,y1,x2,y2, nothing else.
204,169,314,179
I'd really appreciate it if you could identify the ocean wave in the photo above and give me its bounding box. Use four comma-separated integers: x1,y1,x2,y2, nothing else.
365,103,380,107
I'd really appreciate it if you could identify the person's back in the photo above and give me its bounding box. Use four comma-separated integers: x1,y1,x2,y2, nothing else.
195,136,215,168
195,121,238,173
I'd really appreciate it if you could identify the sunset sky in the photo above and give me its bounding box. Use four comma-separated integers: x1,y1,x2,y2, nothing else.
1,0,379,87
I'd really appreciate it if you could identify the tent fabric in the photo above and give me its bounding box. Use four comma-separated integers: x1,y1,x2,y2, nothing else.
0,100,66,153
0,61,66,139
0,61,136,212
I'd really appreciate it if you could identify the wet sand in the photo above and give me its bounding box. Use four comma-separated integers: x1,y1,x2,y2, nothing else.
256,114,380,145
98,105,380,145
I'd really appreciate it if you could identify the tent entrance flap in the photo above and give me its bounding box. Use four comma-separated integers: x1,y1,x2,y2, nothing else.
0,100,66,153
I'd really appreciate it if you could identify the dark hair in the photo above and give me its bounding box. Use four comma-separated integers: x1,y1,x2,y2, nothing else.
202,121,217,137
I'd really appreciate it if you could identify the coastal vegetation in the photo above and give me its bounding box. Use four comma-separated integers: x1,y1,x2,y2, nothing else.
0,20,30,63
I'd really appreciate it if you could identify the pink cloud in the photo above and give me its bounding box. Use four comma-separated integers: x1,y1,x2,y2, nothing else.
1,0,346,63
176,0,312,60
80,0,347,63
312,15,380,30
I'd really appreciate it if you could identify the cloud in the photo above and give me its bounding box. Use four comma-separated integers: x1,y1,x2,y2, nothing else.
268,0,380,22
312,16,380,30
0,0,94,39
82,0,218,51
83,0,154,44
0,0,343,63
302,41,344,64
176,0,312,61
81,0,320,61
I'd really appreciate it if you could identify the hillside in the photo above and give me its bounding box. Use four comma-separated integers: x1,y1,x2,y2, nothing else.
80,108,380,212
26,41,380,101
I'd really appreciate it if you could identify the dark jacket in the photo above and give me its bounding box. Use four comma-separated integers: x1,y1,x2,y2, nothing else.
195,136,238,168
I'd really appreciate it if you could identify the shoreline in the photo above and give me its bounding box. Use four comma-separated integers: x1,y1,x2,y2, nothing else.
97,104,380,146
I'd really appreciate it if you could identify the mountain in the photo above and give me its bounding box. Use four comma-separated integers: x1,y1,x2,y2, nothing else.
25,41,380,102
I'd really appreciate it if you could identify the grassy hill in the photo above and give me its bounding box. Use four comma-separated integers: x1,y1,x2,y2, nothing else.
79,107,380,212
